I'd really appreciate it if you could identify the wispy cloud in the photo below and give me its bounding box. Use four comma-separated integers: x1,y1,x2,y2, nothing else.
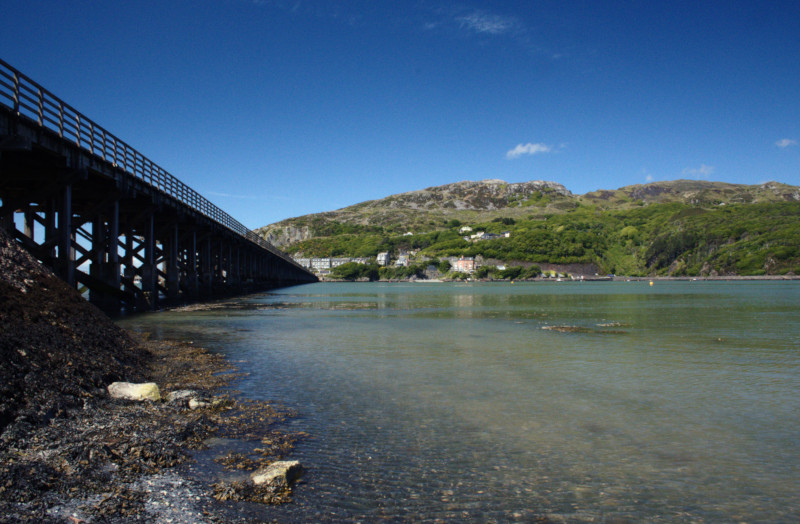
776,138,797,148
418,5,561,58
645,174,654,182
506,142,553,159
207,191,261,200
456,10,516,35
682,164,715,179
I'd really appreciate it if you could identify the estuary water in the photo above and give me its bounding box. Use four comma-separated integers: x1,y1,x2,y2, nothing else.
120,281,800,522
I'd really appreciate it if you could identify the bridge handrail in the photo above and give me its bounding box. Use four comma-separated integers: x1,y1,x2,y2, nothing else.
0,58,303,270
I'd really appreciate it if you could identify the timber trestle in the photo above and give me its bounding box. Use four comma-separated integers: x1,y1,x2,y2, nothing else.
0,58,316,314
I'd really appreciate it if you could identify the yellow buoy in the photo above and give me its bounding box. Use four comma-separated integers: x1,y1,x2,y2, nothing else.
649,281,654,286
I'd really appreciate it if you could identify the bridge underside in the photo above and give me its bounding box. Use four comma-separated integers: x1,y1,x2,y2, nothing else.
0,108,316,314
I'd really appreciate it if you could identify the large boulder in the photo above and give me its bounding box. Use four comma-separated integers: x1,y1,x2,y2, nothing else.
107,382,161,401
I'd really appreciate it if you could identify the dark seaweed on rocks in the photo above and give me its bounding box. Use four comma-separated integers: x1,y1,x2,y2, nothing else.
0,227,147,434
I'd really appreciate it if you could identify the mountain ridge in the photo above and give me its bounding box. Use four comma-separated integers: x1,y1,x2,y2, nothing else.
257,179,799,251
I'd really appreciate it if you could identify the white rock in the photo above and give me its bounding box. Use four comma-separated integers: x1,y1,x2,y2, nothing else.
188,398,210,410
251,460,304,488
165,390,198,403
107,382,161,401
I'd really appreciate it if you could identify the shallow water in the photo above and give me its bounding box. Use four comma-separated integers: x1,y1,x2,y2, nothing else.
120,281,800,522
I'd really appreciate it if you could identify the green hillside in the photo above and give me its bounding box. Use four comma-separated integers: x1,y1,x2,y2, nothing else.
257,180,800,277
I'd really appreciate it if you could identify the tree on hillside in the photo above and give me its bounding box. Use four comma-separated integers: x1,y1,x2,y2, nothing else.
331,263,380,281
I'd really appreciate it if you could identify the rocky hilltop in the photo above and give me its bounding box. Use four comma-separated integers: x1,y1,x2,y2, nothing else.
259,179,572,248
583,179,800,206
375,179,571,211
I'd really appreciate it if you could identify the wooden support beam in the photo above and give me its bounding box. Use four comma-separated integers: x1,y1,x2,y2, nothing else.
58,183,74,286
187,229,198,300
141,212,156,309
166,221,179,301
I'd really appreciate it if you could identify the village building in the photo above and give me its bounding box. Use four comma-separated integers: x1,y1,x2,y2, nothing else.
311,258,332,271
293,257,312,269
331,258,351,268
453,256,475,273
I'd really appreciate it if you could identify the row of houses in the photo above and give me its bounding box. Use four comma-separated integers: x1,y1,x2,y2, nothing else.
293,257,371,271
294,254,478,274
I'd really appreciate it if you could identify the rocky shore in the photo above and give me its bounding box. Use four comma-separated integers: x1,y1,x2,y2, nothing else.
0,228,304,522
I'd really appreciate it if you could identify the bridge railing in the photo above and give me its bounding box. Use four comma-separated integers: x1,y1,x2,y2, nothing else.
0,58,304,269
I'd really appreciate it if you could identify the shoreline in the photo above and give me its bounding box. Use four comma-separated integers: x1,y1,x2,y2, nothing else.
1,226,305,522
0,334,303,523
316,274,800,283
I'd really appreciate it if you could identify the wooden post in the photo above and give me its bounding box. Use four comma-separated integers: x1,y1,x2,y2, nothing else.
166,222,179,301
23,209,34,240
107,200,121,313
58,184,74,286
187,229,198,299
142,213,156,309
89,214,106,307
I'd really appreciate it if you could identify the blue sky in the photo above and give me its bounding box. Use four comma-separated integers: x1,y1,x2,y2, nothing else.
2,1,798,228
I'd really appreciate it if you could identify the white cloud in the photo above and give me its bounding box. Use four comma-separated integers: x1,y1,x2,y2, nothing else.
776,138,797,148
682,164,715,178
645,174,654,182
506,142,553,159
456,10,516,35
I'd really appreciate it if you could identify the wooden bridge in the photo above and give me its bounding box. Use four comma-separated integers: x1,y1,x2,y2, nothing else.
0,58,317,314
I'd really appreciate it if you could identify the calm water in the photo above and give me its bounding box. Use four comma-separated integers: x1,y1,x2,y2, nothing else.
120,281,800,522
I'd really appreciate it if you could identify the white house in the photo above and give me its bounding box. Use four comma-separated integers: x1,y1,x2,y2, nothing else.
331,258,351,268
311,258,331,270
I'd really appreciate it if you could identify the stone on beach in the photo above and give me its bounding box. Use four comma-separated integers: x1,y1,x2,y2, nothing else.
165,389,199,404
251,460,304,489
107,381,161,402
188,398,210,410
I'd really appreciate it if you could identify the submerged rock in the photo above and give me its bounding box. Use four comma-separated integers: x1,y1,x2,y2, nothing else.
251,460,304,489
108,382,161,402
213,460,304,505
